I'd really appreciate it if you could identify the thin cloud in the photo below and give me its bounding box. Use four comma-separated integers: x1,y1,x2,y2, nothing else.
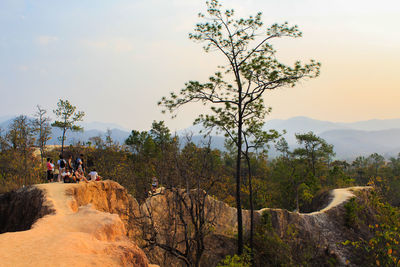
82,38,134,53
36,35,59,45
18,65,29,71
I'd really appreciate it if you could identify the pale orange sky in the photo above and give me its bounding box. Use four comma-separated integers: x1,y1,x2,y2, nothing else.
0,0,399,130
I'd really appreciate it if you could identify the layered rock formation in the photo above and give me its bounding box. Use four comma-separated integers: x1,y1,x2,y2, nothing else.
0,180,373,266
137,186,373,266
0,182,150,267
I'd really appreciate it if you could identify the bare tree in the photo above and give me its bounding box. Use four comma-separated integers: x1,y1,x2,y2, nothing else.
33,105,52,162
141,188,220,267
138,137,222,267
6,115,35,186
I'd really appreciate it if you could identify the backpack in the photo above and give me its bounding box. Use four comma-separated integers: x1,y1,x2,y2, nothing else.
75,158,81,169
60,159,66,168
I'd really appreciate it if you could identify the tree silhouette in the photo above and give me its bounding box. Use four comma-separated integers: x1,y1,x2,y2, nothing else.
160,0,320,254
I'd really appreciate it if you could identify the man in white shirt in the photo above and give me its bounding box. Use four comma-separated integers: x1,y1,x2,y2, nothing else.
88,169,102,181
61,170,74,183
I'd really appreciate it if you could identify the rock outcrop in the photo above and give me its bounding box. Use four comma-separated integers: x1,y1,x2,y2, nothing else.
67,181,143,244
137,186,373,266
0,180,373,267
0,182,150,267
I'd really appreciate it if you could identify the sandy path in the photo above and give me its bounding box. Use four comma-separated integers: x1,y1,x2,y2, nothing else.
306,186,371,215
0,182,144,267
258,186,371,216
37,182,76,215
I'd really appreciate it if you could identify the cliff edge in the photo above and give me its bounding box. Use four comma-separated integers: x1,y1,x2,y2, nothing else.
0,181,150,267
0,180,373,266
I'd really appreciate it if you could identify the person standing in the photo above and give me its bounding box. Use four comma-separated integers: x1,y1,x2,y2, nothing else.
50,159,55,181
46,158,54,182
57,154,66,182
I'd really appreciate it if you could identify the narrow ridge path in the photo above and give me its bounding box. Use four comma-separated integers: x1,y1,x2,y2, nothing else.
0,182,148,267
258,186,372,215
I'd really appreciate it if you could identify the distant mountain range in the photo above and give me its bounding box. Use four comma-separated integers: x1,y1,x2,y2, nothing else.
264,116,400,134
264,117,400,159
0,118,131,147
1,116,400,160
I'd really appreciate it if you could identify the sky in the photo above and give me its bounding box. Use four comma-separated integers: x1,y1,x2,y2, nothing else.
0,0,399,131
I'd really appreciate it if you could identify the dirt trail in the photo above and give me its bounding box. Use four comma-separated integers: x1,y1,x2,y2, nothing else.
0,182,148,267
307,186,371,215
258,186,371,216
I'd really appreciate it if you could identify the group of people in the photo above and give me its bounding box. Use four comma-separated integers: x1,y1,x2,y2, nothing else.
46,153,102,183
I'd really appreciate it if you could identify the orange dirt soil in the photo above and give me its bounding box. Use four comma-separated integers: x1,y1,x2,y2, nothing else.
0,182,151,267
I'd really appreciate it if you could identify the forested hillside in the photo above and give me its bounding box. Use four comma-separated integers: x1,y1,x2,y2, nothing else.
1,0,399,265
1,118,400,266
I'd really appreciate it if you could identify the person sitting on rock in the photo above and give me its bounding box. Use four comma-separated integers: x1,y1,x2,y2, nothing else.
74,168,89,183
61,169,74,183
75,154,85,173
88,169,102,181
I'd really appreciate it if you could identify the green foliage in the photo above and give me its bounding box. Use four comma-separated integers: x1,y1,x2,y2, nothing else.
0,148,43,193
344,192,400,266
159,0,320,254
268,133,339,211
344,197,364,229
217,248,252,267
124,121,181,194
6,115,35,151
294,131,335,177
125,130,156,156
160,0,320,157
52,99,85,133
298,182,314,204
368,153,385,177
52,99,85,154
253,211,293,266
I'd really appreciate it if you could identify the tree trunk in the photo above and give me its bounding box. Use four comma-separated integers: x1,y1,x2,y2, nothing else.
236,121,243,255
40,147,44,164
61,128,66,155
23,149,27,186
296,185,299,212
245,154,254,265
39,125,44,164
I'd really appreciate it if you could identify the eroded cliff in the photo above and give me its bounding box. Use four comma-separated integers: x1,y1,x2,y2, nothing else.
0,180,374,267
0,182,150,267
0,186,54,233
137,186,374,266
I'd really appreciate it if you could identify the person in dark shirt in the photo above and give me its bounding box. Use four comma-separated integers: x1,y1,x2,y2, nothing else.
67,155,74,173
75,154,85,173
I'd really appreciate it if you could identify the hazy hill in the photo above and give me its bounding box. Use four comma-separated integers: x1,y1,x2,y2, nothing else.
1,116,400,159
264,116,400,159
264,116,346,135
320,129,400,159
48,127,131,146
264,116,400,135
